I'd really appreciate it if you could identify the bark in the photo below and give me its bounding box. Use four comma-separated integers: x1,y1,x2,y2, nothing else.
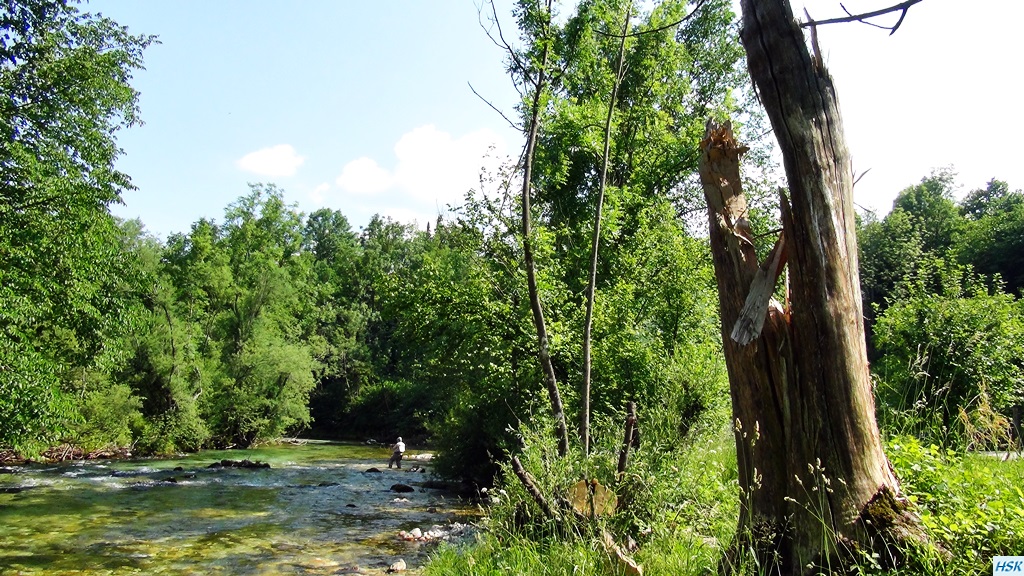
617,401,637,476
511,455,558,521
521,0,569,458
695,1,927,571
582,3,631,456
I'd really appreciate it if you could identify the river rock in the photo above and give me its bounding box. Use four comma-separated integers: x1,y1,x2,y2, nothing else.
208,459,270,469
398,522,473,543
386,558,407,573
365,467,382,473
390,483,414,493
334,566,366,574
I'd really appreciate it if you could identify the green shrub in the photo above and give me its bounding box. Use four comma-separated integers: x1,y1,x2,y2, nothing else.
873,259,1024,449
426,387,736,576
888,436,1024,575
343,379,431,441
72,381,145,451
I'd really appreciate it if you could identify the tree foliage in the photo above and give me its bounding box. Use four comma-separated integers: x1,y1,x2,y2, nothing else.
0,0,154,448
874,259,1024,448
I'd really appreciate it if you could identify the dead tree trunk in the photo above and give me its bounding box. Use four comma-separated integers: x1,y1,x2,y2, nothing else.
696,1,927,572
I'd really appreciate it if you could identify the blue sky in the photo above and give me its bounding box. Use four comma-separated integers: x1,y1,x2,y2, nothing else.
94,0,521,237
92,0,1024,238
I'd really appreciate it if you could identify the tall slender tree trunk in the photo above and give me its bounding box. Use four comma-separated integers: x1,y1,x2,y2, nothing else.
582,3,631,456
521,0,569,457
697,1,926,572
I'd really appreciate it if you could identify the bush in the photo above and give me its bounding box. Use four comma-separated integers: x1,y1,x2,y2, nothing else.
873,259,1024,449
343,379,431,441
887,436,1024,575
425,384,737,576
71,381,145,451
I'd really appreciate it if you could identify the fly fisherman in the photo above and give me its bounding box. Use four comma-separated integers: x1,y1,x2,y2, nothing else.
388,437,406,469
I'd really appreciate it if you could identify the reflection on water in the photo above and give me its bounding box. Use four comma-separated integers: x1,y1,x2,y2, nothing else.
0,441,475,575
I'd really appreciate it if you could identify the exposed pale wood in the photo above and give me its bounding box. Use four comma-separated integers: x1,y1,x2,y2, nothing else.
730,230,787,345
601,529,643,576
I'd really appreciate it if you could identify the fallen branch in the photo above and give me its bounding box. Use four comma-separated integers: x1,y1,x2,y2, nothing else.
511,456,558,521
601,529,643,576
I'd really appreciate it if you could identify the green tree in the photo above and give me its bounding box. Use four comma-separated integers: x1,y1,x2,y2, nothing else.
301,208,371,433
114,220,210,453
891,168,964,256
955,179,1024,295
0,0,154,448
203,185,316,446
500,0,745,454
858,207,923,324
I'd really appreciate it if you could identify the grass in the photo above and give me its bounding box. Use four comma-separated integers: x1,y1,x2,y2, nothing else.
423,417,1024,576
424,401,739,576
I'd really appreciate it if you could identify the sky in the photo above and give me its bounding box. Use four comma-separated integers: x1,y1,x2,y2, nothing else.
90,0,1024,238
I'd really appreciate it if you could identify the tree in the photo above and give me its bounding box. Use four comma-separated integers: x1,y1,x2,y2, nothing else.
301,208,371,433
510,0,571,457
955,180,1024,296
497,0,745,457
204,185,315,446
581,0,629,455
699,1,925,572
891,169,963,256
0,0,154,448
858,208,923,329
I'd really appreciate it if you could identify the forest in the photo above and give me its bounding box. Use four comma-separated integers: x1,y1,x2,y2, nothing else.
1,0,1022,574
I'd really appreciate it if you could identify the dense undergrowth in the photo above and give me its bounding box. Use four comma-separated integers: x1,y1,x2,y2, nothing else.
425,413,1024,576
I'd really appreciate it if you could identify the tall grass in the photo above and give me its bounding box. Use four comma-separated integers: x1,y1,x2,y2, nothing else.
426,422,1024,576
426,395,738,576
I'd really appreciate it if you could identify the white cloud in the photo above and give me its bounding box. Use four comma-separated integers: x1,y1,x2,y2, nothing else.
335,157,393,195
310,182,330,205
391,125,501,207
236,144,305,177
379,205,428,227
327,125,509,226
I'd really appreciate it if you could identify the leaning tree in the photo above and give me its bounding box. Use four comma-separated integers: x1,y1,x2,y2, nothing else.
698,0,929,573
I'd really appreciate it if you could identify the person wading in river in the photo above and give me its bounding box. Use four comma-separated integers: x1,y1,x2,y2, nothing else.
388,437,406,469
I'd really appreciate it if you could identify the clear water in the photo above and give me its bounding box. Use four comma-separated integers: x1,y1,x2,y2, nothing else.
0,441,475,575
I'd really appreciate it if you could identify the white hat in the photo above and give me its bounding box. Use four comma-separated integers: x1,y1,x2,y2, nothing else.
397,437,402,441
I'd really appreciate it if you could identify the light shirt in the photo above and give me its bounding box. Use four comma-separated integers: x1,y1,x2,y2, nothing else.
394,441,406,453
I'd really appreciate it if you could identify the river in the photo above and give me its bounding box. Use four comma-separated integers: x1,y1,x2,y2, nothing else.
0,441,477,575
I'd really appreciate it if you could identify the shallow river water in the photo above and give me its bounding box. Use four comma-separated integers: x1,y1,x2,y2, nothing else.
0,442,476,575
